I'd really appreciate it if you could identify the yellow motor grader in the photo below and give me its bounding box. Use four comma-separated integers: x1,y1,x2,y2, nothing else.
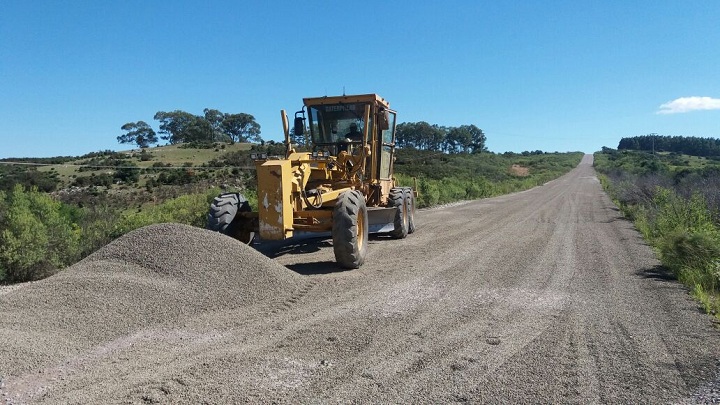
207,94,416,268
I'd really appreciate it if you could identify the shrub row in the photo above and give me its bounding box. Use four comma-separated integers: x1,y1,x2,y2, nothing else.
0,185,238,283
395,152,583,207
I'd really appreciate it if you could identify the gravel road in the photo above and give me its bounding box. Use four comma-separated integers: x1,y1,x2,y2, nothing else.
1,154,719,403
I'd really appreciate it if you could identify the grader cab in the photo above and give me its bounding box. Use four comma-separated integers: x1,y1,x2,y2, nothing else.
207,94,416,268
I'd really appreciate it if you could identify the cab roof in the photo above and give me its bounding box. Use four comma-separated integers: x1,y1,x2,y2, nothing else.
303,94,390,109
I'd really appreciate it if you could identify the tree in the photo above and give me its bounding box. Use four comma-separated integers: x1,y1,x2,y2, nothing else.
154,110,195,144
183,117,214,144
465,125,487,154
222,113,261,143
413,122,441,150
618,134,720,157
203,108,229,142
395,121,446,151
428,124,448,151
117,121,158,148
445,126,472,153
396,121,486,153
132,109,264,145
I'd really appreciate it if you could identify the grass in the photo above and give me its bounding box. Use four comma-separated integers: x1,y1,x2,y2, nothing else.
132,143,252,167
36,142,253,188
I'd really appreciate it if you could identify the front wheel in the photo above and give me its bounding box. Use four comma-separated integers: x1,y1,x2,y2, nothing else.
332,190,368,269
207,192,254,243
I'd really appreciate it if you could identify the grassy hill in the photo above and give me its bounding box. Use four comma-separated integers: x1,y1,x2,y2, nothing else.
33,142,253,188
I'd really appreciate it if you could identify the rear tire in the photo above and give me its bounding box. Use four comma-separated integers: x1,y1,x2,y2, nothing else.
403,187,416,234
389,187,408,239
332,190,368,269
207,192,254,243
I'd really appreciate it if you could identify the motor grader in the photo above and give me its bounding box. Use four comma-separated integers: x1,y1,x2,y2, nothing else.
207,94,416,268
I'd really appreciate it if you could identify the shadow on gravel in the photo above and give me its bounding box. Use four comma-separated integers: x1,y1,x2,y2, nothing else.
256,233,390,257
254,233,393,275
599,217,624,224
636,265,677,282
255,238,348,275
285,261,348,275
256,237,332,258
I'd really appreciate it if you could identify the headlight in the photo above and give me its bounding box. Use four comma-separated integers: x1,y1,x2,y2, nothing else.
311,151,330,159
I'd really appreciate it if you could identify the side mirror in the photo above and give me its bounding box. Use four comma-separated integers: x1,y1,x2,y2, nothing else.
294,117,305,135
378,110,390,131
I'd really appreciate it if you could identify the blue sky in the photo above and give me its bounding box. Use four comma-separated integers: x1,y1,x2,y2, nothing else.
1,1,719,158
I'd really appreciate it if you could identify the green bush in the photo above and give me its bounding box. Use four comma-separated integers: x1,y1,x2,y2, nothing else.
0,166,61,192
660,230,720,278
112,189,221,237
0,185,81,282
652,189,716,237
418,178,440,207
76,204,121,259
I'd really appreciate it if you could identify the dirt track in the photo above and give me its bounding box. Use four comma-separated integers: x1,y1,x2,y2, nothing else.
2,154,720,403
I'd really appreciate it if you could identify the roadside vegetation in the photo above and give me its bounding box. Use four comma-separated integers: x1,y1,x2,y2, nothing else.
594,146,720,319
396,149,582,207
0,119,581,283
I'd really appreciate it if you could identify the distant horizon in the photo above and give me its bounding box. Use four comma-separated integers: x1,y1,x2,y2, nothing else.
6,132,720,160
0,141,591,161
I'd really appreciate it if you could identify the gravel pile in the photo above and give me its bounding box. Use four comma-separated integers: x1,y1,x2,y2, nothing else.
0,223,302,379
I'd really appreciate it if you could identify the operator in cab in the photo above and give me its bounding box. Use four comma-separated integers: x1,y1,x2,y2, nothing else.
340,122,363,153
345,122,363,142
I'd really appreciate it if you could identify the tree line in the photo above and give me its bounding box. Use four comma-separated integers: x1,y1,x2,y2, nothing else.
395,122,487,154
118,109,262,148
618,134,720,157
119,112,486,155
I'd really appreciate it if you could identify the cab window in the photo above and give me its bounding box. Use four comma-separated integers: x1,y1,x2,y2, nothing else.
308,103,367,146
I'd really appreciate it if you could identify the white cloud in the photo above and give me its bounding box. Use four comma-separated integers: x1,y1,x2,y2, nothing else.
657,96,720,114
